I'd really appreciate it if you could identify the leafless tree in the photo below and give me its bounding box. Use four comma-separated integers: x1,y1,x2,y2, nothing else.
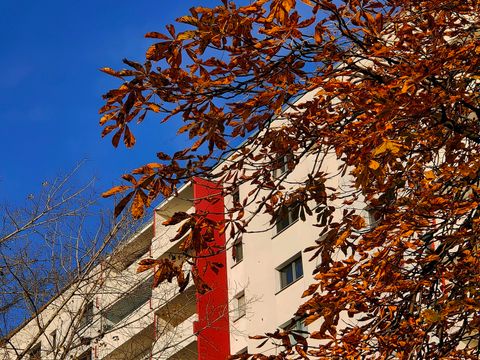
0,165,256,360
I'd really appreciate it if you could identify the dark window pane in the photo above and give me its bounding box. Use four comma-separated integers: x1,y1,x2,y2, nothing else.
234,241,243,262
276,218,289,233
103,275,153,328
29,344,41,360
286,266,294,284
232,188,240,204
290,205,299,223
50,330,57,350
276,206,300,234
273,155,288,178
78,350,92,360
276,208,290,233
279,255,303,290
79,301,94,329
295,257,303,279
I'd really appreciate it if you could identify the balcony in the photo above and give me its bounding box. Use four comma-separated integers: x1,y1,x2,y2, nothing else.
102,276,153,332
156,285,196,327
106,222,153,273
153,313,198,359
101,323,154,360
134,349,152,360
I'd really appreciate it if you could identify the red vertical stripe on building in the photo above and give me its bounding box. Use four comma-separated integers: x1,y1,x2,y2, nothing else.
192,177,230,360
151,211,155,257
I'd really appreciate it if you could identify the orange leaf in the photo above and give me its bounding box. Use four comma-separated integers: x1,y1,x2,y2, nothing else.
144,31,170,40
177,30,197,41
302,283,320,298
130,190,147,219
369,159,380,170
147,103,161,113
176,15,198,26
123,125,136,148
100,67,117,76
163,212,191,226
114,191,134,218
102,185,130,198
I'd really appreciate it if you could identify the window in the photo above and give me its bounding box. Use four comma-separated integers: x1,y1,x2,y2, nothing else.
232,187,240,204
273,155,289,178
79,301,94,329
233,291,246,320
103,276,153,330
276,205,299,234
282,318,308,345
367,206,382,228
50,330,57,351
236,347,248,355
29,344,41,360
233,238,243,263
77,349,92,360
278,255,303,290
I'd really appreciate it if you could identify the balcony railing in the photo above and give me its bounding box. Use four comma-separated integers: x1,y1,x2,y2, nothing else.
134,349,152,360
102,276,153,331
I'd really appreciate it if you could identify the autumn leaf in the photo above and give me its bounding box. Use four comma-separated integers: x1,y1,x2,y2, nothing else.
99,1,480,358
102,185,130,198
145,31,170,40
162,212,190,226
177,30,197,41
372,139,402,156
100,67,117,76
123,125,136,148
130,190,147,219
176,15,198,26
369,159,380,170
114,191,134,218
302,283,320,298
147,103,161,112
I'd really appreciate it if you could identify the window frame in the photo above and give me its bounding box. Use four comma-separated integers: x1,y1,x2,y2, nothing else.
232,236,244,264
50,330,57,351
233,291,246,321
275,205,300,235
232,187,240,205
272,155,290,179
29,343,41,360
78,301,94,330
281,317,308,346
277,254,304,291
77,349,92,360
236,347,248,355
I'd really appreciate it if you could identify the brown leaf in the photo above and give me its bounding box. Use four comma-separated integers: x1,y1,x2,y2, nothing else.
147,103,161,113
301,283,320,298
163,212,191,226
114,191,134,218
111,128,123,148
123,125,136,148
130,190,147,219
102,185,130,198
145,31,170,40
177,30,197,41
100,67,118,76
176,15,198,26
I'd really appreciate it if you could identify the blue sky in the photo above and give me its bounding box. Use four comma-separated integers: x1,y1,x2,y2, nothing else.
0,0,218,208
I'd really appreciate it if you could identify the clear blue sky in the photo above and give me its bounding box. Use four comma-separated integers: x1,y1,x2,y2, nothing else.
0,0,218,207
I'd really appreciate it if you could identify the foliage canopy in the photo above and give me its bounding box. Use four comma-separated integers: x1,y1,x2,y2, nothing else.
101,0,480,358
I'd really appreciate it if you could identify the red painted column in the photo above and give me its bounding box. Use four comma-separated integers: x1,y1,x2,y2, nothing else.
192,177,231,360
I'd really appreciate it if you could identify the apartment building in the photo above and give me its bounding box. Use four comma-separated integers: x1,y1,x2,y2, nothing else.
1,168,350,360
1,107,353,359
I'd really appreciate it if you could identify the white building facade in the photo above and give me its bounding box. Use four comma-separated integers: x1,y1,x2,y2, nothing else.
1,130,353,359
